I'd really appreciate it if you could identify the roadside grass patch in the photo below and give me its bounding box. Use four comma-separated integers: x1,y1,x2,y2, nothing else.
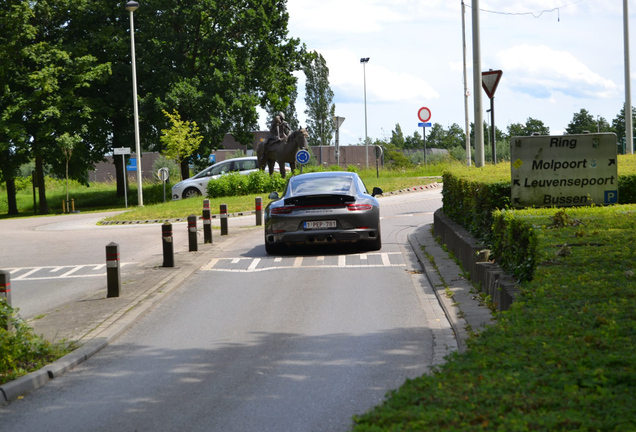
353,169,636,430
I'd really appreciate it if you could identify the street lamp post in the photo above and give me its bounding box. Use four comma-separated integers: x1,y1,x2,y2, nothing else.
126,1,143,206
360,57,370,169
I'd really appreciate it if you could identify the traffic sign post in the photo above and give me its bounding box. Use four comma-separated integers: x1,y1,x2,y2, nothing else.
296,149,311,173
482,70,503,164
417,106,432,165
157,167,169,203
373,146,383,179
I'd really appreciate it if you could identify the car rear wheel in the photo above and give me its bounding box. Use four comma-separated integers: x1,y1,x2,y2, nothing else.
265,235,285,255
183,187,202,199
364,230,382,251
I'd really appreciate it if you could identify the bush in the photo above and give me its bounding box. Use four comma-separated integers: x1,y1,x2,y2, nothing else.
1,300,74,385
206,171,287,198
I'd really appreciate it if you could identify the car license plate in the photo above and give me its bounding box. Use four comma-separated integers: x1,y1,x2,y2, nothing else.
304,220,336,230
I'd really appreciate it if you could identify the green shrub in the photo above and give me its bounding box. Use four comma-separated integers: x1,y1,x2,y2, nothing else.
206,171,287,198
0,300,74,385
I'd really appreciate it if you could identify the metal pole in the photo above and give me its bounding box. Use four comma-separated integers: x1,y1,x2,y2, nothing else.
128,8,144,206
472,0,485,167
624,0,633,154
187,214,198,252
461,0,472,166
0,270,11,330
122,154,128,208
255,197,263,226
362,59,369,169
422,126,427,164
490,97,496,163
106,243,121,298
203,199,212,244
220,203,228,236
162,223,174,267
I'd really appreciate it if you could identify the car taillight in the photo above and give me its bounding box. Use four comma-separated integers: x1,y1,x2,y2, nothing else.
271,206,293,214
347,203,372,211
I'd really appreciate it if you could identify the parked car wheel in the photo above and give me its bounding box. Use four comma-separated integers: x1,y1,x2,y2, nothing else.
183,187,202,199
265,235,285,255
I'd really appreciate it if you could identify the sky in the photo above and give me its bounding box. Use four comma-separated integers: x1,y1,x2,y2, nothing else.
257,0,633,146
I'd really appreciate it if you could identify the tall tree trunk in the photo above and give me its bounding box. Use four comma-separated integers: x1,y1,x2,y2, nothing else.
5,178,18,215
180,159,189,181
35,153,49,215
0,149,19,215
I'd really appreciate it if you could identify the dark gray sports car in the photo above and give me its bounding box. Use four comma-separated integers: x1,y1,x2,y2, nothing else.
264,171,383,254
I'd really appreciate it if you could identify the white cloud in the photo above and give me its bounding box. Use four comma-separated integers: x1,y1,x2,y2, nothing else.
497,45,619,99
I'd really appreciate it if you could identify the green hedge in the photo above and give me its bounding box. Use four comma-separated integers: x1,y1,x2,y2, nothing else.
206,170,287,198
442,156,636,245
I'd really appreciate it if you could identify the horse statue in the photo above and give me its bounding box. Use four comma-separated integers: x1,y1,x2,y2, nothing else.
257,128,309,178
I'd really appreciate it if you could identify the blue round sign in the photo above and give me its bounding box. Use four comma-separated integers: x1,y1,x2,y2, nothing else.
296,149,311,165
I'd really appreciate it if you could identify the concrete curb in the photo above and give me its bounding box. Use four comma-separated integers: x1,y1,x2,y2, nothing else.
408,223,494,353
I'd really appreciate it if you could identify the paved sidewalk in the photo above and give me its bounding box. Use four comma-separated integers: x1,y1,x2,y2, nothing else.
408,224,494,353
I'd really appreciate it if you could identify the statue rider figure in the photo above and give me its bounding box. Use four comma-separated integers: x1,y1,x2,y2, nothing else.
261,112,290,167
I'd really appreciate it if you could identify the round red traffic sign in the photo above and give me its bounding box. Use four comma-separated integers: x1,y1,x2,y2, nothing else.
418,106,431,123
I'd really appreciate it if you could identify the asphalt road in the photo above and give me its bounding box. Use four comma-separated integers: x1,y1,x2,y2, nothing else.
0,189,448,431
2,212,197,319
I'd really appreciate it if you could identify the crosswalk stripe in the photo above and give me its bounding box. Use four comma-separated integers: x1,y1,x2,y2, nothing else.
201,252,406,273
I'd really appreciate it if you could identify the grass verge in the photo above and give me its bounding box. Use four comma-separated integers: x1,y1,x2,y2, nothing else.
352,205,636,430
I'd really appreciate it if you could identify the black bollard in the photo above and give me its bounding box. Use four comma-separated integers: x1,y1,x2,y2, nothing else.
162,223,174,267
255,197,262,226
203,208,212,244
188,214,198,252
106,243,121,298
220,203,228,236
1,270,11,330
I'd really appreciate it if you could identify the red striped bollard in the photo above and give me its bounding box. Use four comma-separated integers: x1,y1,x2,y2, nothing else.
188,214,198,252
106,242,121,298
1,270,11,330
255,197,262,226
220,203,228,236
203,199,212,244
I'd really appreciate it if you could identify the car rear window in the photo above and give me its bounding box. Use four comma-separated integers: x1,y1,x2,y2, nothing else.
291,177,353,195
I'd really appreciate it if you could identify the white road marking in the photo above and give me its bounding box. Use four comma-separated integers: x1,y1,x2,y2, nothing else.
8,263,131,281
201,252,406,273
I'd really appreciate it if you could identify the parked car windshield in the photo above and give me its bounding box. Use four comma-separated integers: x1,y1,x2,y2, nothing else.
290,176,354,195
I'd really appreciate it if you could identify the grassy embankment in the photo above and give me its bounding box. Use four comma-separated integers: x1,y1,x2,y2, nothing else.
352,155,636,431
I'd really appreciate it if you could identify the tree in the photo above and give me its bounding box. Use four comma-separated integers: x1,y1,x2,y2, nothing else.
138,0,305,156
304,52,335,146
0,1,33,214
160,110,203,180
507,117,550,137
566,109,611,134
611,103,636,144
0,0,110,214
390,124,406,149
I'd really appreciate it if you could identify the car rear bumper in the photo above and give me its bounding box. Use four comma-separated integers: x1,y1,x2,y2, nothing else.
265,228,379,245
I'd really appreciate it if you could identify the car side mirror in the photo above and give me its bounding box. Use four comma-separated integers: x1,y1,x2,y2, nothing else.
268,191,279,200
372,187,383,197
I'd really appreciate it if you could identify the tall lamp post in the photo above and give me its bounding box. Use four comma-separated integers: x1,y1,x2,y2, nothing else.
126,1,143,206
360,57,370,169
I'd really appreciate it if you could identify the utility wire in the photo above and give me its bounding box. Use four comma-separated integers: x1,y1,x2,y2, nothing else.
466,0,584,21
